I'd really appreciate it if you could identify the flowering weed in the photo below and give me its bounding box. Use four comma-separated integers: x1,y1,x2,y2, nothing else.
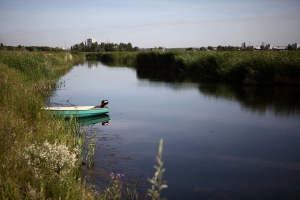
24,140,79,178
147,139,168,200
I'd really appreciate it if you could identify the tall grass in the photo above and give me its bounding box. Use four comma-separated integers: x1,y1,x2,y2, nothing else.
85,50,300,85
134,51,300,85
0,50,96,199
86,52,137,65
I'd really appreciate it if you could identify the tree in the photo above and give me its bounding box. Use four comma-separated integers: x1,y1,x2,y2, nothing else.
79,42,85,52
104,43,115,52
70,41,138,52
186,47,195,51
200,47,207,51
127,43,133,51
246,46,253,51
207,46,213,51
118,42,133,51
98,42,106,52
217,45,223,51
91,42,98,52
288,44,296,51
228,46,238,51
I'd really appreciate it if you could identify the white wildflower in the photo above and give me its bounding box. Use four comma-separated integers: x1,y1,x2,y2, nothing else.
24,140,79,178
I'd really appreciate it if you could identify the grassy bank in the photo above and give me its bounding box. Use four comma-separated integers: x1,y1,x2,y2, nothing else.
87,51,300,86
0,51,95,199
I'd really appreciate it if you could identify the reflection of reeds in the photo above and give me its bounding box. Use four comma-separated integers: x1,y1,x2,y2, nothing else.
198,84,300,117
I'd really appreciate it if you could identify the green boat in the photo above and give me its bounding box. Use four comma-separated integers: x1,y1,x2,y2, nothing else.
44,100,110,118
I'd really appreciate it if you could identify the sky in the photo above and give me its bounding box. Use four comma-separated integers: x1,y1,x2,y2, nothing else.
0,0,299,48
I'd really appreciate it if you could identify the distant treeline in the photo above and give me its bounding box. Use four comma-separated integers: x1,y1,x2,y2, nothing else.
86,51,300,86
70,40,300,53
71,42,139,53
0,43,66,52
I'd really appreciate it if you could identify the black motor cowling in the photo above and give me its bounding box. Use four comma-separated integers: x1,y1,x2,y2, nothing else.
101,100,109,108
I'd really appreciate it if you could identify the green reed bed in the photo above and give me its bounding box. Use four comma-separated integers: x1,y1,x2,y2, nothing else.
134,51,300,86
86,52,137,65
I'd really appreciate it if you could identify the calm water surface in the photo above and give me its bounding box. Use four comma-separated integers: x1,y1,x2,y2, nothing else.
50,61,300,200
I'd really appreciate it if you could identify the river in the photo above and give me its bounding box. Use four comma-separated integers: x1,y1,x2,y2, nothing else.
49,61,300,200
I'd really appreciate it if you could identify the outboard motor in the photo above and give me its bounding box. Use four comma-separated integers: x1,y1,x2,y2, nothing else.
100,100,109,108
102,121,109,126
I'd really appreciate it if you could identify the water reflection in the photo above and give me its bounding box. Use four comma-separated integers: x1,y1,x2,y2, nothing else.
51,61,300,199
87,61,99,69
136,67,190,83
198,84,300,117
212,155,300,171
136,66,300,117
77,114,110,126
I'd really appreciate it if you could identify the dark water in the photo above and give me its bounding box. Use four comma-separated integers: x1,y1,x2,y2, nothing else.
50,61,300,200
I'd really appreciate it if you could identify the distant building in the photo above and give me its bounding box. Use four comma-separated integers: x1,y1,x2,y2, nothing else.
272,46,287,50
241,42,246,49
87,38,97,47
293,43,300,49
266,44,273,49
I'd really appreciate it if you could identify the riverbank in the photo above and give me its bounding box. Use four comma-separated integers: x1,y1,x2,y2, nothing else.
0,50,167,199
86,51,300,86
0,51,94,199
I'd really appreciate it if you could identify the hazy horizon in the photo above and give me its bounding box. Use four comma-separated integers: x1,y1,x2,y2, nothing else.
1,0,299,48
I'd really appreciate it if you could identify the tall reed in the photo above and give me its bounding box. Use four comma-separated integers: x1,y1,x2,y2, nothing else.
147,139,168,200
86,52,137,65
85,50,300,86
134,51,300,85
